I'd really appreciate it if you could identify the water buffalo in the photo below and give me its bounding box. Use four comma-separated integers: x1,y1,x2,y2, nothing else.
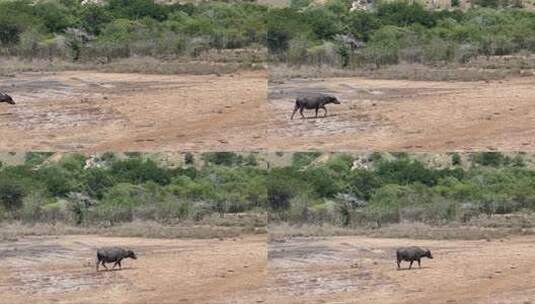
96,247,137,272
396,246,433,270
0,92,15,105
290,93,340,120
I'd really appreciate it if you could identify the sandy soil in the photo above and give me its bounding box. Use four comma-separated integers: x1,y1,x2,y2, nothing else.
3,71,534,152
268,77,535,151
267,235,535,304
0,234,267,304
0,70,267,151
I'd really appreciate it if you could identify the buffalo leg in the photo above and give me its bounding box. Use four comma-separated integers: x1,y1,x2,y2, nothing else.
96,260,100,272
397,260,401,270
113,259,123,269
291,105,299,120
418,259,421,268
118,260,122,269
409,261,413,269
321,106,328,117
299,107,305,119
101,262,109,271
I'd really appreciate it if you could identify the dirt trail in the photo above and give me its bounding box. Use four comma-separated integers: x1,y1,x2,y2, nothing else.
267,236,535,304
268,77,535,151
0,234,267,304
0,70,267,151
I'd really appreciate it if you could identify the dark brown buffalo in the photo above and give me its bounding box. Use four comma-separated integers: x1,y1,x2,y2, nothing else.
0,92,15,105
396,246,433,270
290,93,340,119
96,247,137,272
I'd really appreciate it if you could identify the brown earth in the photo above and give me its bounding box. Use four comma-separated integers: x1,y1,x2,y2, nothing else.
3,71,535,152
267,235,535,304
0,234,267,304
268,76,535,151
0,70,267,151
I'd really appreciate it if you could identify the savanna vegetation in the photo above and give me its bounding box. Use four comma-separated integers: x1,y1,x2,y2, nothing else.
267,152,535,236
2,152,535,236
0,0,267,73
2,0,534,76
0,152,267,236
268,0,535,72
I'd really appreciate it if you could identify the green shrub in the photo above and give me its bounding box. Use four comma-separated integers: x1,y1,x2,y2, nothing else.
452,153,462,166
0,178,26,211
110,158,171,185
471,152,509,167
25,152,54,166
267,175,295,211
202,152,244,166
291,152,321,168
184,152,194,165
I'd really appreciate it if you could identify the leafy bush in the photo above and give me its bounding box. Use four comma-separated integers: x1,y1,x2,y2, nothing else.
0,178,26,211
202,152,244,166
0,0,267,60
110,157,171,185
2,152,535,230
471,152,510,167
268,2,535,68
291,152,322,168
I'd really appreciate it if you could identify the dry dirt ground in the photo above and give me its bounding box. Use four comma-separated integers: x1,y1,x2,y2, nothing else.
268,76,535,151
0,234,267,304
267,235,535,304
0,70,267,151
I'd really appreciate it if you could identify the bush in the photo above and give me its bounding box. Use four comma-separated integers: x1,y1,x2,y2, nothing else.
267,175,295,211
84,168,117,199
202,152,243,166
0,0,268,60
25,152,54,166
110,157,171,185
471,152,509,167
348,169,382,200
0,178,26,211
269,2,535,68
291,152,321,168
3,152,535,231
184,152,194,165
37,166,79,197
375,158,439,186
376,2,436,28
451,153,462,166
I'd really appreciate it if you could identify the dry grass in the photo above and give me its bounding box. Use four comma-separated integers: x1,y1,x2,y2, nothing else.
0,220,267,241
196,47,267,64
200,212,268,228
269,61,535,82
269,219,535,241
0,56,265,76
469,213,535,229
365,222,529,240
465,53,535,71
269,63,365,81
268,223,358,240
